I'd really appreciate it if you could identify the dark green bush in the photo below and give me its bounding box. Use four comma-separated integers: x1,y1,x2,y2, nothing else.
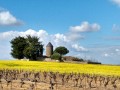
72,57,84,62
51,53,61,60
87,60,101,64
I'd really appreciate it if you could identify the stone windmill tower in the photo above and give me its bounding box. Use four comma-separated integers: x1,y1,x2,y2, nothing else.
46,42,53,57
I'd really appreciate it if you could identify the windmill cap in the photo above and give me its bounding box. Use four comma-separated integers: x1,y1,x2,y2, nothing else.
46,42,53,47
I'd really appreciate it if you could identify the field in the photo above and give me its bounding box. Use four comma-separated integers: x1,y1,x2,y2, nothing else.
0,60,120,76
0,60,120,90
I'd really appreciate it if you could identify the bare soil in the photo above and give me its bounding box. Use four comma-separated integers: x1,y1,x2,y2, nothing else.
0,77,120,90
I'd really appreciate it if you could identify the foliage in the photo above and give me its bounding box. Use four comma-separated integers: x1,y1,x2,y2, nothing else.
63,56,84,62
0,60,120,76
87,60,101,64
10,35,43,60
23,46,36,60
24,35,43,60
10,36,27,59
51,53,61,60
54,46,69,61
72,57,84,62
54,46,69,56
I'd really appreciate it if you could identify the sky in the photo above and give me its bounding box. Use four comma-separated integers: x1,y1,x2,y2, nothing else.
0,0,120,64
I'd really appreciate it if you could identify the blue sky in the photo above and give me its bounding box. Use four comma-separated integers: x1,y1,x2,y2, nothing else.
0,0,120,64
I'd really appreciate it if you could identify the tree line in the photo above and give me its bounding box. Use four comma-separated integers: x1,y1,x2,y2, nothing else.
10,35,69,61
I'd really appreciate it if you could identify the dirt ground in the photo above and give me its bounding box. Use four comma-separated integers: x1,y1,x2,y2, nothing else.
0,78,120,90
0,69,119,90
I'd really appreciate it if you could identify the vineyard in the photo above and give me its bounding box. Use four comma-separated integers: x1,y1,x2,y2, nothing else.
0,60,120,90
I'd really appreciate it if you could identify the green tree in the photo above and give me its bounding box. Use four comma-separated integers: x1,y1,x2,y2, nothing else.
54,46,69,61
23,46,37,60
10,35,43,60
24,35,43,60
10,36,27,59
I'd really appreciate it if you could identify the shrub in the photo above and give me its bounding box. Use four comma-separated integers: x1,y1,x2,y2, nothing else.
87,60,101,64
51,53,61,60
72,57,84,62
63,56,84,62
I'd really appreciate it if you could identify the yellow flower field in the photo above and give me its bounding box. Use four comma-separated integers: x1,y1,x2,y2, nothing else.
0,60,120,76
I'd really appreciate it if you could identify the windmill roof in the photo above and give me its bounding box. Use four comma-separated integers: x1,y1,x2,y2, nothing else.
46,42,53,47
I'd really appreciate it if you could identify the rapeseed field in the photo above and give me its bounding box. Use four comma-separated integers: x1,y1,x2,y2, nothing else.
0,60,120,76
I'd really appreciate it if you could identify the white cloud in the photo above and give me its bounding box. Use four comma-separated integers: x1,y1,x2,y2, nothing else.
115,48,120,52
54,33,69,43
111,0,120,6
72,44,88,52
0,29,49,46
0,11,22,26
104,53,109,57
66,21,100,42
67,32,84,41
70,21,100,33
49,33,70,48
